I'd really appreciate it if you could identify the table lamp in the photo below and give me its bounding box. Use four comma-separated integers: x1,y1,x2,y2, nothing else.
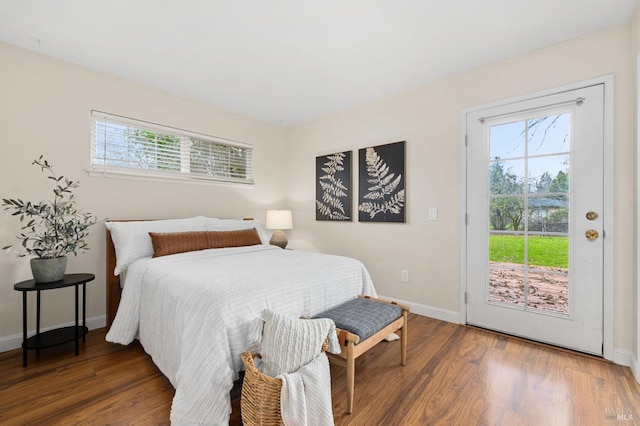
265,210,293,249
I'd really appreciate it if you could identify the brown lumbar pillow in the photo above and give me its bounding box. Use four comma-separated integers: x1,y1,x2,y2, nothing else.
149,228,262,258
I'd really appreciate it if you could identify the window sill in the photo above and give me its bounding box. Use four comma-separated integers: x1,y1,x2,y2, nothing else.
86,168,255,188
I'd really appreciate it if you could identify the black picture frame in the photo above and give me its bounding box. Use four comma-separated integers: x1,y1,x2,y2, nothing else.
358,141,406,223
315,151,352,221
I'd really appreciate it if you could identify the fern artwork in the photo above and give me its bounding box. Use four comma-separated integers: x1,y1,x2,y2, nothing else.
315,151,352,221
358,141,406,222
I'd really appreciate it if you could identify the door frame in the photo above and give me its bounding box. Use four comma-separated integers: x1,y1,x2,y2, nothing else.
459,75,614,360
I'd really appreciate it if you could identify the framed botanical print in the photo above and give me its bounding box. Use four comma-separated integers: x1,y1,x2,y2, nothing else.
358,141,405,223
315,151,352,221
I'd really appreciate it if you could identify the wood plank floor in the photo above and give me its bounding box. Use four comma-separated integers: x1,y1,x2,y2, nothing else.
1,314,639,425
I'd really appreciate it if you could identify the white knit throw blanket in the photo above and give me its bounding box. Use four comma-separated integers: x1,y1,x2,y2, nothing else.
278,352,335,426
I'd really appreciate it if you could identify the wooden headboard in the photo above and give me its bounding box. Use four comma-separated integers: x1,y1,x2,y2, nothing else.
105,226,121,328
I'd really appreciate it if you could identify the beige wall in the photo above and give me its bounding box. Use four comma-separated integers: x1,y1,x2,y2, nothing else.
287,24,636,352
0,42,287,340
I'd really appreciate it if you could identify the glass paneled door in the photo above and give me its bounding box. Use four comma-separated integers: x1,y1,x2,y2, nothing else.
466,85,604,355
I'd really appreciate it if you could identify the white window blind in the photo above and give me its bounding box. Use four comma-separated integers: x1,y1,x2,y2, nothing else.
90,111,254,185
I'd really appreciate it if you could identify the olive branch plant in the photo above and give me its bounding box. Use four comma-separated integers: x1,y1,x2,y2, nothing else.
2,156,98,259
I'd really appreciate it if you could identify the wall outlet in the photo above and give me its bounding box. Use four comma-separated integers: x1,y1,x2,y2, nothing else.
401,270,409,283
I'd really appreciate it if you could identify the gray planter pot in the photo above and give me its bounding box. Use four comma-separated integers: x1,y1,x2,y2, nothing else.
30,256,67,283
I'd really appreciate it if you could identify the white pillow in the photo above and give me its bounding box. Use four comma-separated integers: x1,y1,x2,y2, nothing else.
106,217,207,275
259,309,336,377
205,218,268,244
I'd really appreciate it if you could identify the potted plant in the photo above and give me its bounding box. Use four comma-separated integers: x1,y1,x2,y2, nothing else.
2,156,97,283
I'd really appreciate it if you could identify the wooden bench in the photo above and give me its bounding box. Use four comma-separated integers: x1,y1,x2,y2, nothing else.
313,295,409,413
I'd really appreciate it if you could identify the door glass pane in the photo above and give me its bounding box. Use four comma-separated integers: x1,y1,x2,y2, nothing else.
528,156,569,193
527,114,570,156
489,234,524,264
527,235,569,269
489,196,525,231
490,121,525,159
488,265,525,306
489,159,525,195
487,112,570,316
526,270,568,314
528,195,568,233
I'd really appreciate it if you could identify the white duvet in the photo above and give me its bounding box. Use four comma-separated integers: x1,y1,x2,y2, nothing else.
105,245,376,425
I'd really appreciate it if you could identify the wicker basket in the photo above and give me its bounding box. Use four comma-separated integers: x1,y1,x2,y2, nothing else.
241,352,283,426
240,340,329,426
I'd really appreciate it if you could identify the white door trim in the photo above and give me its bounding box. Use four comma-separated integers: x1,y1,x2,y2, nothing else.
634,54,640,381
459,75,614,361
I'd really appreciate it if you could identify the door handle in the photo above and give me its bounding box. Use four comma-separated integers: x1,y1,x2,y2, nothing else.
585,230,599,241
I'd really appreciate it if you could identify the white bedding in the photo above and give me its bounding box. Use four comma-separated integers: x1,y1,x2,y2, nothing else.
105,245,376,425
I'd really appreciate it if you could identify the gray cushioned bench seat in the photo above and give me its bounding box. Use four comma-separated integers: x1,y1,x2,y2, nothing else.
313,297,403,342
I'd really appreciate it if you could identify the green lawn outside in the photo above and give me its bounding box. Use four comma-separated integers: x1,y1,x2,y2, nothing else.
489,234,568,269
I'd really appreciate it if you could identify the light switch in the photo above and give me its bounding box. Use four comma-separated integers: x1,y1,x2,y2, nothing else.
428,208,438,220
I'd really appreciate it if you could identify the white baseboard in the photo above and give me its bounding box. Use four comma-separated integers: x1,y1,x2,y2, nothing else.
377,294,461,324
0,315,106,353
629,352,640,384
613,350,640,384
612,348,633,368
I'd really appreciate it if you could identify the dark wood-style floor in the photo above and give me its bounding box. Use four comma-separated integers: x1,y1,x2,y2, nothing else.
1,314,639,425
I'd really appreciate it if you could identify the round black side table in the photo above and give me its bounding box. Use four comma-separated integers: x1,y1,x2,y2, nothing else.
14,273,95,367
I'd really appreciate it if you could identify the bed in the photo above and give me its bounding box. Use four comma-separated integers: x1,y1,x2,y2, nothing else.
104,217,376,425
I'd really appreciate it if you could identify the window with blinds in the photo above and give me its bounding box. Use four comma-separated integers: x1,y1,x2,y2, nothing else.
90,111,254,185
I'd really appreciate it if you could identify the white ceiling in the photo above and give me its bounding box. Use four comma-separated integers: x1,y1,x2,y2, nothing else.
0,1,636,126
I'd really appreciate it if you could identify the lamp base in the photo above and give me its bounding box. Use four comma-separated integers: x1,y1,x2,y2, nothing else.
269,230,288,249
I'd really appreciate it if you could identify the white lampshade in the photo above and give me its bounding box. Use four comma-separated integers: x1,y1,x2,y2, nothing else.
265,210,293,230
